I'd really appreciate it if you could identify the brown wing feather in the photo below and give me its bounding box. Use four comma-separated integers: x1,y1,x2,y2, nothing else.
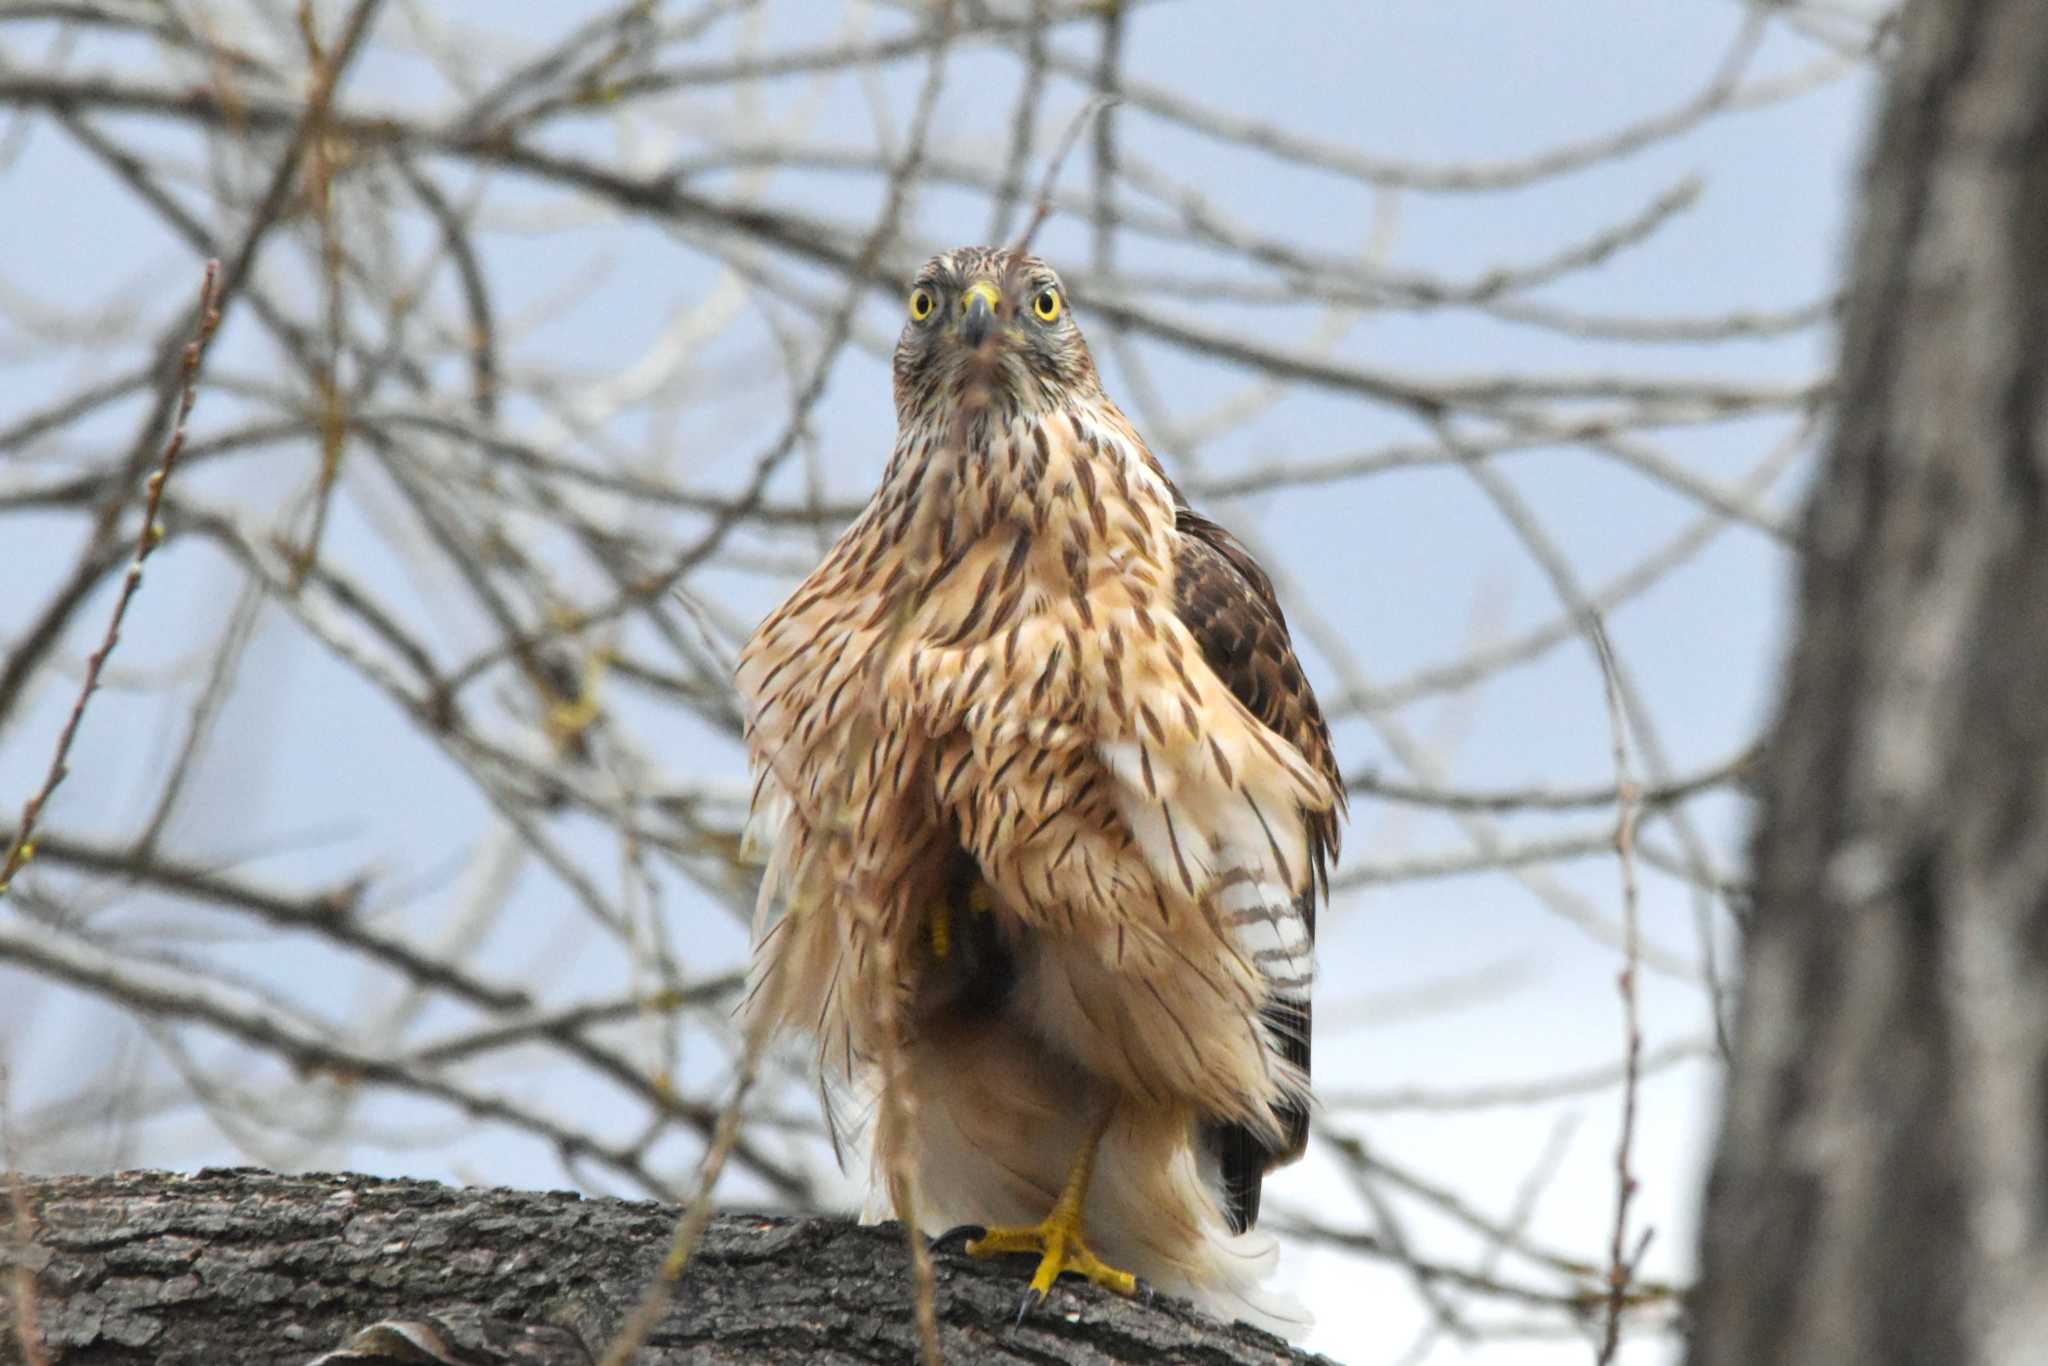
1171,505,1342,1234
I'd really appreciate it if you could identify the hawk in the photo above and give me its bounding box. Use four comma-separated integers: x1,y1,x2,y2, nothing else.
736,246,1342,1332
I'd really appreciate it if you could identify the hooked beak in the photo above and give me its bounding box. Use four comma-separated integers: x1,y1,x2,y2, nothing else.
959,281,1000,349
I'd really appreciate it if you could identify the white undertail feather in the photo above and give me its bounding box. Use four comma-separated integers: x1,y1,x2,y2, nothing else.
861,1014,1312,1339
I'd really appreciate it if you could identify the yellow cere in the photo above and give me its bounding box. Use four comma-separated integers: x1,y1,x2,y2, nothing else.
961,281,1002,316
910,288,934,321
1033,288,1062,322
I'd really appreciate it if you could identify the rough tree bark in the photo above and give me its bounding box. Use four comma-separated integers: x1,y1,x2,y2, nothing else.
0,1170,1329,1365
1690,1,2048,1363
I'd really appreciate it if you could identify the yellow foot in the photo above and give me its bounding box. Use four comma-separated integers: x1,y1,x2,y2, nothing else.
967,1214,1139,1301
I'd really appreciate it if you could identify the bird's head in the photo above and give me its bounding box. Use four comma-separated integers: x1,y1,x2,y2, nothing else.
892,246,1100,425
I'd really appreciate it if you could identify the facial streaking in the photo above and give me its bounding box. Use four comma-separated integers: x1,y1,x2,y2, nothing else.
892,246,1102,428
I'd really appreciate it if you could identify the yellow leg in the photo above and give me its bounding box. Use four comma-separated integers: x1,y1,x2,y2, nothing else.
927,875,996,962
966,1109,1139,1301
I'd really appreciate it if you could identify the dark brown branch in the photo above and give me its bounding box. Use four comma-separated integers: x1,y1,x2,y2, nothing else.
1,1169,1328,1366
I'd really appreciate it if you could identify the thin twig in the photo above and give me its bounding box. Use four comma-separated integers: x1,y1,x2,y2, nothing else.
878,946,944,1366
987,0,1050,243
1589,611,1646,1365
597,1051,761,1366
1320,1037,1711,1114
638,0,961,600
0,260,222,898
1011,93,1118,255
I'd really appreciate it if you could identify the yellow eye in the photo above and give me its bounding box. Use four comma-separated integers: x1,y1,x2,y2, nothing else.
1032,288,1062,323
909,288,935,321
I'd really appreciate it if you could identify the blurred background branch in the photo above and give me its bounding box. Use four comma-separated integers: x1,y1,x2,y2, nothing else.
0,2,1894,1361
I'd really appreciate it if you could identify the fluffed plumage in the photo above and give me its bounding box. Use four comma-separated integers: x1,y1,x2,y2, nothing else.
736,246,1343,1334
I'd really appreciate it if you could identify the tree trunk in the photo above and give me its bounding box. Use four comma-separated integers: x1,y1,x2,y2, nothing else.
1689,1,2048,1363
0,1169,1327,1366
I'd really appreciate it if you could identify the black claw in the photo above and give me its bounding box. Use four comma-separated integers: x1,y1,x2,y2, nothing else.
1014,1287,1044,1326
1135,1278,1157,1308
931,1224,987,1255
